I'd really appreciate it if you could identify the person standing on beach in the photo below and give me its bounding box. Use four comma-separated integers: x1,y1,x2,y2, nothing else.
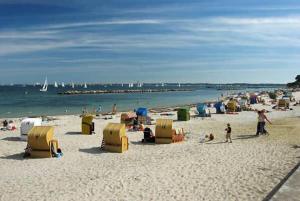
256,109,272,135
225,123,232,143
112,103,117,114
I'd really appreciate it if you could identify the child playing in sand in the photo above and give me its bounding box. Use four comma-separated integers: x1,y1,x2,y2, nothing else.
225,123,232,143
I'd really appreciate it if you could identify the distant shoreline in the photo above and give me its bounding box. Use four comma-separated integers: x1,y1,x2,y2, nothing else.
58,88,193,95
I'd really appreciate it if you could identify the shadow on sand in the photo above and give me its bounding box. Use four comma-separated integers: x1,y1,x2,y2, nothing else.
130,141,156,146
292,145,300,149
65,132,82,135
1,137,22,141
0,152,24,160
78,147,107,154
233,134,258,140
205,141,228,145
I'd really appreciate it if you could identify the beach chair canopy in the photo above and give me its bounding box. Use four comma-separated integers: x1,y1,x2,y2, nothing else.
227,100,237,112
27,126,59,158
136,108,147,116
28,126,54,150
155,119,173,138
197,103,207,114
20,118,42,136
121,112,137,120
103,123,128,153
103,123,126,145
250,95,257,104
82,114,94,134
177,107,190,121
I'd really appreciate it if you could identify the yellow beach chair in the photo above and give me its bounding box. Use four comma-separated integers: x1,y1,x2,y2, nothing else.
103,123,128,153
227,100,237,112
27,126,59,158
278,99,289,109
155,119,184,144
82,114,94,134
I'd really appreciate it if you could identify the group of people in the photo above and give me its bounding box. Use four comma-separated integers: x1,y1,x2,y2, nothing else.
1,120,16,131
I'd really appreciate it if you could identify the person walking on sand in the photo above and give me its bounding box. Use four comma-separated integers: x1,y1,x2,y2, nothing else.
225,123,232,143
256,109,272,136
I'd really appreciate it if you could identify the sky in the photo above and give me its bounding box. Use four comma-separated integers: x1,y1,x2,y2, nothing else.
0,0,300,84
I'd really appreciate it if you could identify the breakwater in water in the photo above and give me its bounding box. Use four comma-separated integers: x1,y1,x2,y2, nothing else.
58,89,193,95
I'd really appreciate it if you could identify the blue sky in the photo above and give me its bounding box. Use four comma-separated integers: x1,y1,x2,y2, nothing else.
0,0,300,84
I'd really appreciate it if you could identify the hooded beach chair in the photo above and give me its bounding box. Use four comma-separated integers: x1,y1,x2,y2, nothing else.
155,119,184,144
136,108,148,124
27,126,59,158
82,114,94,134
196,103,209,117
103,123,128,153
177,107,190,121
227,100,237,112
214,102,225,114
250,95,258,104
121,112,137,126
278,99,289,109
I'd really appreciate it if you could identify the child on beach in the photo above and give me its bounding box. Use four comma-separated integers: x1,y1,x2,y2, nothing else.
225,123,232,143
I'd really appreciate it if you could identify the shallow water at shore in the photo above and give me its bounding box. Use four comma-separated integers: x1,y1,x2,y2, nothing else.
0,84,279,117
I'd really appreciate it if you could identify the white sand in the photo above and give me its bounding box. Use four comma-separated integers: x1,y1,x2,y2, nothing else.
1,92,300,201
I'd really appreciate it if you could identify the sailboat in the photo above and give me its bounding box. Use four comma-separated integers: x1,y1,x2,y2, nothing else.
71,82,75,89
40,77,48,92
178,83,181,87
61,82,65,88
137,82,143,88
84,82,87,89
54,81,58,88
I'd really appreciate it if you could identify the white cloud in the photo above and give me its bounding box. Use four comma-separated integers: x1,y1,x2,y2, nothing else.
44,19,163,29
1,16,300,57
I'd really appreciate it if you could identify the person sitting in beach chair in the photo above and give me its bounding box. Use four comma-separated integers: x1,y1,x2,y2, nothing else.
142,127,155,143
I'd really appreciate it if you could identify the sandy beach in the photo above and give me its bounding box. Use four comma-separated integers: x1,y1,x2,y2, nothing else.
0,92,300,201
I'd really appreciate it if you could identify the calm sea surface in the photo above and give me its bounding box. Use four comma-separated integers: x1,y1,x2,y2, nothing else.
0,84,280,118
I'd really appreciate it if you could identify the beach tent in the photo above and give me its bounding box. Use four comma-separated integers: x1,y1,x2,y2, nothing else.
214,102,225,114
121,112,137,126
82,114,94,134
155,119,184,144
227,100,237,112
177,107,190,121
27,126,59,158
103,123,128,153
136,108,147,116
20,118,42,141
196,103,208,117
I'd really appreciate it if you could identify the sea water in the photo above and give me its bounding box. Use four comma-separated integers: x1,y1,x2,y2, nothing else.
0,84,281,118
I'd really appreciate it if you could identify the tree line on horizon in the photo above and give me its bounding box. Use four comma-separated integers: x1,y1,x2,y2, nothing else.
287,75,300,88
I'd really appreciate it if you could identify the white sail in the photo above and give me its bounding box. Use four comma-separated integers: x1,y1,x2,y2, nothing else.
71,82,75,89
40,77,48,92
54,81,58,88
137,82,143,88
84,82,87,88
61,82,65,87
178,83,181,87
